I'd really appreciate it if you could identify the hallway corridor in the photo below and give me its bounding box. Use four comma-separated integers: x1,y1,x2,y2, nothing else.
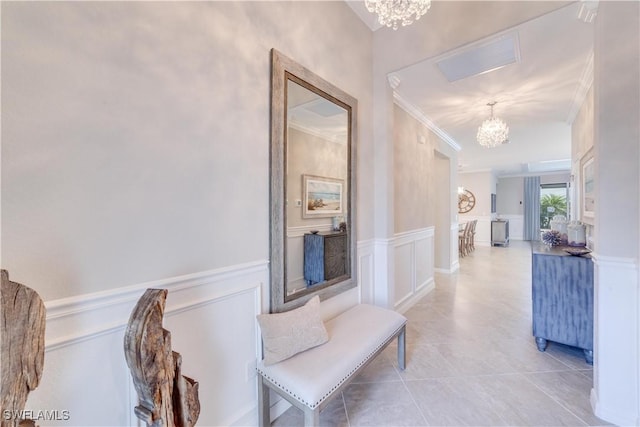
273,241,609,426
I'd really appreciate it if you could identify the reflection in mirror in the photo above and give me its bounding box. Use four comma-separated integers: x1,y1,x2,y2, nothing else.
286,80,349,297
270,49,357,312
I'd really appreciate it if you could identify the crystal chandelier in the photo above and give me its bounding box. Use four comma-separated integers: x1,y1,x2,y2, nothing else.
476,102,509,148
365,0,431,30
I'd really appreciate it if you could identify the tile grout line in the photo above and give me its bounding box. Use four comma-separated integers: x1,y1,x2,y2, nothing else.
396,362,432,427
276,242,599,426
520,372,591,426
340,391,351,427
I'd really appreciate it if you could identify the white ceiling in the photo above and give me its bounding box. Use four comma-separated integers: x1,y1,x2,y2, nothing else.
346,1,596,177
288,80,349,144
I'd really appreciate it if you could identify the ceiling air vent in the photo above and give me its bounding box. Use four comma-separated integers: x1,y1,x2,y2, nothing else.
436,32,521,82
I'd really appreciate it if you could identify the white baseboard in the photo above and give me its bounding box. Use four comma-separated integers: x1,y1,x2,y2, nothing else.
435,262,459,274
395,278,435,314
393,227,435,312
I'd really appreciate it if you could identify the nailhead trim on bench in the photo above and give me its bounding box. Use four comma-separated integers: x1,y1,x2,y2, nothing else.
257,324,405,410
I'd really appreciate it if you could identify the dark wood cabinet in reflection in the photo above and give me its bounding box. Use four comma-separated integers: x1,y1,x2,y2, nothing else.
304,232,347,286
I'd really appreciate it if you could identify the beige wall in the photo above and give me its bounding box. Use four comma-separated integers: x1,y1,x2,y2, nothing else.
393,105,435,233
391,102,458,274
571,86,595,228
496,177,524,216
495,172,571,217
593,2,639,257
459,171,496,218
1,1,373,301
572,86,595,160
434,152,451,269
2,4,373,423
590,3,640,423
287,127,347,229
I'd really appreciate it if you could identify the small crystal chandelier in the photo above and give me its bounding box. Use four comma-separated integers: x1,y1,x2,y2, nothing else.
365,0,431,30
476,101,509,148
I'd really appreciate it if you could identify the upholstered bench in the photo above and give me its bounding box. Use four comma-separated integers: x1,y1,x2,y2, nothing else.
256,303,407,426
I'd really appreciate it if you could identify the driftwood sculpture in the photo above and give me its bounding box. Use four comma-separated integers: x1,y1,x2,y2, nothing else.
0,270,46,427
124,288,200,427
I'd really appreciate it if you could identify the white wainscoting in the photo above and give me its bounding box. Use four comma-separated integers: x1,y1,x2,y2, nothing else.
373,237,394,308
435,223,460,274
358,239,376,305
459,215,524,246
459,215,492,246
370,228,436,311
451,223,460,273
25,261,269,427
393,227,435,313
590,254,640,426
497,214,524,241
21,238,413,426
263,239,377,423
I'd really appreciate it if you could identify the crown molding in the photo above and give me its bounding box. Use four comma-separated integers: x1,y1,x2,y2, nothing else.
459,168,494,175
288,119,346,144
391,90,462,152
577,0,599,24
388,74,401,90
566,49,594,124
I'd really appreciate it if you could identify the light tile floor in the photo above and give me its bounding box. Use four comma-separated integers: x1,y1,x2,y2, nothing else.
273,241,611,426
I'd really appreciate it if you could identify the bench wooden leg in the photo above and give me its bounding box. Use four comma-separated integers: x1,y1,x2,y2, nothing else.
397,326,406,370
304,407,320,427
258,376,270,427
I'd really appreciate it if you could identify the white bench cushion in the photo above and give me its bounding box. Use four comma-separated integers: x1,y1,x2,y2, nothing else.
257,304,407,409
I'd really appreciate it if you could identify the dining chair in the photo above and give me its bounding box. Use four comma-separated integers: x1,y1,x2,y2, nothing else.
458,222,472,257
458,224,465,257
468,220,478,252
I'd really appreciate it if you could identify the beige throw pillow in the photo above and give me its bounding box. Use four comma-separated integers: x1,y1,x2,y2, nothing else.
257,295,329,365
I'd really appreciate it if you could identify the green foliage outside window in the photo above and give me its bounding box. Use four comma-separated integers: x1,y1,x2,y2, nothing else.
540,193,567,229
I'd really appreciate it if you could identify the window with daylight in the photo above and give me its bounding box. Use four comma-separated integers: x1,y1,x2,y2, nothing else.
540,183,568,229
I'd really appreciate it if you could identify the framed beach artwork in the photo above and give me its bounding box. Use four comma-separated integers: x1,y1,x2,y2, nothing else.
580,148,595,224
302,175,343,218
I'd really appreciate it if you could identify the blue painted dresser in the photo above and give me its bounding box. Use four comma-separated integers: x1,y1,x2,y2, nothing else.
304,232,347,286
531,242,594,364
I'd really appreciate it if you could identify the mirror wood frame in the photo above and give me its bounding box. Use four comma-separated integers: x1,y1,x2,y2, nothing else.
270,49,357,313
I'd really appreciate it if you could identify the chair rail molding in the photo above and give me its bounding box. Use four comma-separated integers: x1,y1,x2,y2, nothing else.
372,227,436,312
436,223,461,274
373,236,395,308
459,214,493,246
29,261,269,427
495,214,524,241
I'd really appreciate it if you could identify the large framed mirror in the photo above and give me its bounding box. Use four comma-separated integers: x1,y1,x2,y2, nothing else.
270,49,357,313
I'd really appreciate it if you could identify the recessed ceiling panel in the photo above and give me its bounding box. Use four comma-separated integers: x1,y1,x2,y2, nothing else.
527,159,572,172
388,2,593,175
305,99,346,117
436,33,521,82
